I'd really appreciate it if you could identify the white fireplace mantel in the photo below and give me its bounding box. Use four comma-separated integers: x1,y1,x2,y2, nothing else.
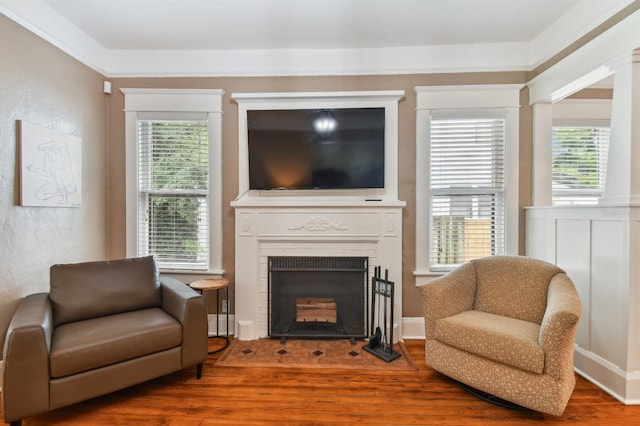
231,200,404,341
231,90,405,341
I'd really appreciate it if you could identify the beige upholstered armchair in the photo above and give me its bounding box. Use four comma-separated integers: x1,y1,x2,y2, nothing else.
2,256,208,426
419,255,581,416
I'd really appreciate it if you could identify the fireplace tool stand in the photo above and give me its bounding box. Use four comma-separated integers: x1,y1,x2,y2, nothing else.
363,266,401,362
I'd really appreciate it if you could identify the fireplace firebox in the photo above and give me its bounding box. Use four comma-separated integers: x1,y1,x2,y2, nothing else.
269,256,368,340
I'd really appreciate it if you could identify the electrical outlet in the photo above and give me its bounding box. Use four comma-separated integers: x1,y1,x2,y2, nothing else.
222,300,228,313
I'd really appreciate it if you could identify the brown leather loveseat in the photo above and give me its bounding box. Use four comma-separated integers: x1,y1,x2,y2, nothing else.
1,256,208,426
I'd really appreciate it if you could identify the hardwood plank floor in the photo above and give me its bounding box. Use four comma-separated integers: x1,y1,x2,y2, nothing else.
3,339,640,425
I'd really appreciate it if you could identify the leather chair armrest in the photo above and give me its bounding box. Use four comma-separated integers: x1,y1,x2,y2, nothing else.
418,262,478,339
2,293,52,423
539,273,582,380
160,277,208,367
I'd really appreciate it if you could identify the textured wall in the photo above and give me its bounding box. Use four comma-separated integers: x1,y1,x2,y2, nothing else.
0,15,108,354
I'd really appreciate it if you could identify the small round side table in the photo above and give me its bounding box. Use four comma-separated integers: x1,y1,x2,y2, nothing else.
190,278,230,354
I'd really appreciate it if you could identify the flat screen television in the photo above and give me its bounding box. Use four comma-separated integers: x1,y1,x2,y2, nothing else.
247,107,385,190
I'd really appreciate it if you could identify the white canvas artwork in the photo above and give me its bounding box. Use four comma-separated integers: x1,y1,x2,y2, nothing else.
19,120,82,207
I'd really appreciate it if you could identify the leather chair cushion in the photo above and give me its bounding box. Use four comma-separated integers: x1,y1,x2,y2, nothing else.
50,308,181,378
434,310,545,374
50,256,162,326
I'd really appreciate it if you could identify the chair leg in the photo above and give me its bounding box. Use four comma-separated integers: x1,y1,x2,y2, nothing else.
196,362,203,379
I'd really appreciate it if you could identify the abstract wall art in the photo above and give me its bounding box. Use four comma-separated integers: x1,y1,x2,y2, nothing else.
18,120,82,207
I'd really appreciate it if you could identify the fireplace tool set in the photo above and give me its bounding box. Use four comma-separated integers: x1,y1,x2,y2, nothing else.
363,266,401,362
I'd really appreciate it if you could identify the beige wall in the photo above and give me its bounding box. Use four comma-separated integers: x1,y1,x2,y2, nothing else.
0,15,108,352
568,88,613,100
107,72,530,318
0,15,538,345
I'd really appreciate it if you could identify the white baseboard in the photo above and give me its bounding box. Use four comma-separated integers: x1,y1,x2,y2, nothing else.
402,317,425,339
207,313,235,336
574,345,640,405
227,317,424,341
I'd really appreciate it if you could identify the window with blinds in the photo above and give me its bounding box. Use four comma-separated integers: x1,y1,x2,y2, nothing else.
429,116,506,270
137,119,209,270
552,126,610,206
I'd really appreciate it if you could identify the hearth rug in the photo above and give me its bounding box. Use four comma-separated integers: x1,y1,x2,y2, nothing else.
215,338,417,371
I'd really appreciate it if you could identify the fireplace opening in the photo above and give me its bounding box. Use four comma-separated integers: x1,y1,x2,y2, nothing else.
269,256,368,340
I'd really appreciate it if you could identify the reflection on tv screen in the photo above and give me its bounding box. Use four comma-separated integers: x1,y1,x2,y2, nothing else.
247,108,385,190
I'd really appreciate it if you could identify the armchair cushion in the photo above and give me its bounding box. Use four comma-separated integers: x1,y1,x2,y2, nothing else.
50,308,182,378
50,256,161,326
434,310,545,374
473,255,563,323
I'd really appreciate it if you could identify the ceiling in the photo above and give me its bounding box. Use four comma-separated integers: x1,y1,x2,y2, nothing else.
1,0,635,76
40,0,585,50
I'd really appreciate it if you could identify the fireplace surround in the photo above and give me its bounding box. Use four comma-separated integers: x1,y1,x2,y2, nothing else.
269,256,368,340
231,90,405,341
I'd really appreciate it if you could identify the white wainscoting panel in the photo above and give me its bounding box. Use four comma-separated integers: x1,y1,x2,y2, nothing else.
526,206,640,404
556,218,591,349
591,219,627,368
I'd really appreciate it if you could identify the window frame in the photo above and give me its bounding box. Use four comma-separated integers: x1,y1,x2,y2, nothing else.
551,123,610,206
428,112,507,271
123,88,224,274
550,99,612,207
414,85,521,276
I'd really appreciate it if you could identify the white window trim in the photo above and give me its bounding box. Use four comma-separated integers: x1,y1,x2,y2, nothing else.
122,88,224,274
552,98,612,125
550,99,612,207
414,85,522,278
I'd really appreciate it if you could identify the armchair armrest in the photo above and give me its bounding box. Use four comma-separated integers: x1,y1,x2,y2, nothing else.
418,262,478,339
2,293,52,423
160,276,208,367
539,273,581,380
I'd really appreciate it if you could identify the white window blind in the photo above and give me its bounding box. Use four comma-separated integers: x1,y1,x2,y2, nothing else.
552,126,610,206
429,116,506,270
137,119,209,270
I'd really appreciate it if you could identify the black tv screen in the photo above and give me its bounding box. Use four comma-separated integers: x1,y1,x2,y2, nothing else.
247,107,385,190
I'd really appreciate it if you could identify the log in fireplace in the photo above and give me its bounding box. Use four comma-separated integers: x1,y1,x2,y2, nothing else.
268,256,368,340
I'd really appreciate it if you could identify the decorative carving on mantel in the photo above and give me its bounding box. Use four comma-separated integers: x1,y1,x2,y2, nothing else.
238,213,252,236
385,215,396,233
241,218,251,233
288,216,348,232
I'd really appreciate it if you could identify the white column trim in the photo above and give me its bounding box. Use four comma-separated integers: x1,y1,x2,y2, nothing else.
532,103,553,206
527,9,640,104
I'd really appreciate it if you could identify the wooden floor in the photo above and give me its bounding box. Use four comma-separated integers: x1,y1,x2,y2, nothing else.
4,339,640,425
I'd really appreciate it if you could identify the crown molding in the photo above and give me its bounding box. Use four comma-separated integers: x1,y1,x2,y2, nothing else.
528,8,640,104
1,0,637,78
